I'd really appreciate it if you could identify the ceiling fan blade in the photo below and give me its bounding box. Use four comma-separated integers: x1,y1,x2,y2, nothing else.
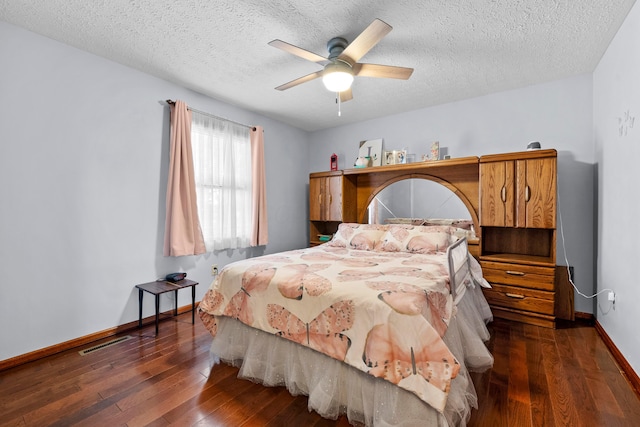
268,39,330,65
353,63,413,80
275,71,323,91
339,19,392,64
340,88,353,102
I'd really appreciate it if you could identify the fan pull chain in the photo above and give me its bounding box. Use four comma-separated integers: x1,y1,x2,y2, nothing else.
336,92,341,117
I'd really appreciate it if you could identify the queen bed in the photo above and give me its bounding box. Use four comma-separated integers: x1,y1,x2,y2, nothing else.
198,222,494,426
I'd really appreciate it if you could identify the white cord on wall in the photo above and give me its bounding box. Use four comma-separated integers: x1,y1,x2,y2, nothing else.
557,180,614,313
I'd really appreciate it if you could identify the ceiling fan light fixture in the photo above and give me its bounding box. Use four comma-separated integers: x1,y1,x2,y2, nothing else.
322,60,354,92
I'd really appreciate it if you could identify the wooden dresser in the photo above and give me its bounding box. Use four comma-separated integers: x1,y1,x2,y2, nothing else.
479,149,558,328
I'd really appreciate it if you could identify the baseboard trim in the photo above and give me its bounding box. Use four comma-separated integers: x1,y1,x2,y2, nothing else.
0,303,200,372
574,311,594,323
594,319,640,399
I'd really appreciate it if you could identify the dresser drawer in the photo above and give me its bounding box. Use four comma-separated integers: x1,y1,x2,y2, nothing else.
481,261,555,291
482,283,555,315
490,306,555,329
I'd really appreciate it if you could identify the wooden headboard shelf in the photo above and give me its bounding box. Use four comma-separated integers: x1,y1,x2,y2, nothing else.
311,149,563,327
343,156,480,231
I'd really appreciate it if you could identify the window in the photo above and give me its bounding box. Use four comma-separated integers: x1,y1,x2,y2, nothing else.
191,111,252,251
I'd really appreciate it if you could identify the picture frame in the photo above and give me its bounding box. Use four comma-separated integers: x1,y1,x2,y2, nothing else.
430,141,440,161
384,149,407,165
359,139,383,166
384,150,395,165
422,141,440,161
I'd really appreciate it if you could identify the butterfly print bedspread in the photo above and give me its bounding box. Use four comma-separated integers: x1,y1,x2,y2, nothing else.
199,245,464,412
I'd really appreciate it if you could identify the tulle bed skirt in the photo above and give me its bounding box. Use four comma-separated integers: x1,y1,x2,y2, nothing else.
206,284,494,427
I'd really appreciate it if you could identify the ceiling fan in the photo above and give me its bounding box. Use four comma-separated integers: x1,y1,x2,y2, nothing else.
269,18,413,103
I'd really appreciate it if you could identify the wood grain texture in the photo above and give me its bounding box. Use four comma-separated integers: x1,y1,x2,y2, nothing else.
483,283,555,315
481,153,556,230
309,175,325,221
595,320,640,400
482,261,556,290
1,314,639,426
478,150,557,329
469,318,640,427
522,157,556,228
0,304,199,372
480,160,513,227
344,157,480,230
555,266,575,321
308,172,357,246
481,228,555,263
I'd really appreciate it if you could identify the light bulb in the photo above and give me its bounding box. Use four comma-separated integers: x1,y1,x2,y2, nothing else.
322,61,354,93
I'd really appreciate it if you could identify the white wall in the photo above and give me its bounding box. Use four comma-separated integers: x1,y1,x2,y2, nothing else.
593,2,640,375
0,21,309,361
309,75,596,315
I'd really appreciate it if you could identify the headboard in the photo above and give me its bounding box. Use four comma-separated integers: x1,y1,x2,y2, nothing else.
342,156,480,253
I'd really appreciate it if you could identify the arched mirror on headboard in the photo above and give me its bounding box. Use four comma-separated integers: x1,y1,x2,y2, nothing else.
367,178,471,224
342,156,481,256
364,178,479,256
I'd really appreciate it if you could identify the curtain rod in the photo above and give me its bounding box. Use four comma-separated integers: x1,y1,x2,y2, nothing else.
166,99,256,131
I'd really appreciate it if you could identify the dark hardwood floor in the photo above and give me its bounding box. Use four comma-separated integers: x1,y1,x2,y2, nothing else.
1,312,639,426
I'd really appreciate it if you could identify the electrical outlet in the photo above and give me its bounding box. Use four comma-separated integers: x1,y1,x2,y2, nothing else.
211,264,218,276
608,291,616,303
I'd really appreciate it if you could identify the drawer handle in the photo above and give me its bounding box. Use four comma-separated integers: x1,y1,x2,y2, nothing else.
506,270,525,276
505,293,525,299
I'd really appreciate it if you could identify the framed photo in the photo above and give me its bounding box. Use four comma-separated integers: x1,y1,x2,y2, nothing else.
359,139,383,166
430,141,440,161
384,150,395,165
384,149,406,165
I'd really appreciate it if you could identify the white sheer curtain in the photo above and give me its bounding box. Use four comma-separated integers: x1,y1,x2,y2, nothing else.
191,111,252,251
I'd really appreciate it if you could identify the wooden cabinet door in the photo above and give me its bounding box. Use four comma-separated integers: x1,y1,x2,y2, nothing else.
309,177,324,221
309,175,344,221
480,160,515,227
325,176,344,221
519,157,556,228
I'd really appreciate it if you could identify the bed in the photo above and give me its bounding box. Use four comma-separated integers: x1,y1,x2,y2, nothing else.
198,223,494,426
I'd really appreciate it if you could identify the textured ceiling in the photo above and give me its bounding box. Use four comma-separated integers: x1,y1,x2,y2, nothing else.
0,0,635,131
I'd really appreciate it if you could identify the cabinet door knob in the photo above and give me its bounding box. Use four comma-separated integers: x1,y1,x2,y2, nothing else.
500,186,506,202
318,194,322,205
506,270,525,276
525,185,531,202
505,293,525,299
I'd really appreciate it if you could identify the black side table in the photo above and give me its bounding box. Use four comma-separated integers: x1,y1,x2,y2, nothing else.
135,279,199,335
